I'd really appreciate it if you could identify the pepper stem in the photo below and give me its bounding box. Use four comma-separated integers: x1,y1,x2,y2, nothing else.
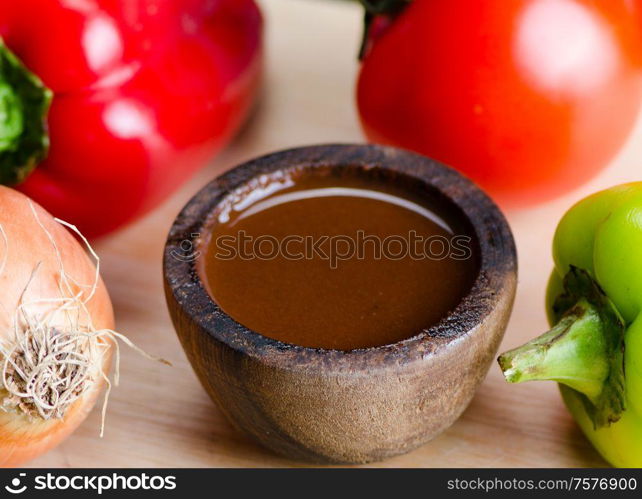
498,267,626,429
359,0,411,59
500,299,609,399
0,39,52,185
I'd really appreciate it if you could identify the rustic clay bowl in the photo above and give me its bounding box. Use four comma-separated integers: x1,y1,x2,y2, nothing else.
163,144,517,464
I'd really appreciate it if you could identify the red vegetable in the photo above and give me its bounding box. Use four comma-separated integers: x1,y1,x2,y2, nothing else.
357,0,642,206
0,0,262,237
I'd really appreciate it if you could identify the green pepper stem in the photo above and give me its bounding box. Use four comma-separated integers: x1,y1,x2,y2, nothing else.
499,300,608,401
498,267,626,429
0,39,51,185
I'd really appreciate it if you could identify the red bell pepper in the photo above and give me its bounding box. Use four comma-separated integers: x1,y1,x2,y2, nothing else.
0,0,262,237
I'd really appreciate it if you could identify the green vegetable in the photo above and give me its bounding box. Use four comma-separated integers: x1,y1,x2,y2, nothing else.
0,39,51,185
499,183,642,467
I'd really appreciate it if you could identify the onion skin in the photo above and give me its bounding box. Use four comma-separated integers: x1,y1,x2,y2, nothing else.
0,186,114,467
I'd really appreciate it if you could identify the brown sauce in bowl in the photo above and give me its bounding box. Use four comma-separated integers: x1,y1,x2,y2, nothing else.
199,171,479,350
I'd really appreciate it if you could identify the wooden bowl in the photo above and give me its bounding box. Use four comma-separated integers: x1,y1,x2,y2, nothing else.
163,144,517,464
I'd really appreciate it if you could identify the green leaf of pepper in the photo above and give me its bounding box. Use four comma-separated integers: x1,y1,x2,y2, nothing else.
0,38,52,185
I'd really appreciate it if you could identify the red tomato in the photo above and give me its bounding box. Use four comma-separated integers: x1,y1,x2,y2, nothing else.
357,0,642,206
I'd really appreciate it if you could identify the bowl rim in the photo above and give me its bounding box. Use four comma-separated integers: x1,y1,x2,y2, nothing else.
163,144,517,370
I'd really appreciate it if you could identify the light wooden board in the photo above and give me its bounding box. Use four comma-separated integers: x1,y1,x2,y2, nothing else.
27,0,642,468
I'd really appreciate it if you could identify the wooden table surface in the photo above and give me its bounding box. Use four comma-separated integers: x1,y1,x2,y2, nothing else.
28,0,642,468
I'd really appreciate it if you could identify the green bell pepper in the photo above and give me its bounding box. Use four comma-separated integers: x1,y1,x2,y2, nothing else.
499,183,642,467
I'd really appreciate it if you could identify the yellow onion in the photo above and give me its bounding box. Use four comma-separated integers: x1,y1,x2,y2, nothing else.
0,187,114,467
